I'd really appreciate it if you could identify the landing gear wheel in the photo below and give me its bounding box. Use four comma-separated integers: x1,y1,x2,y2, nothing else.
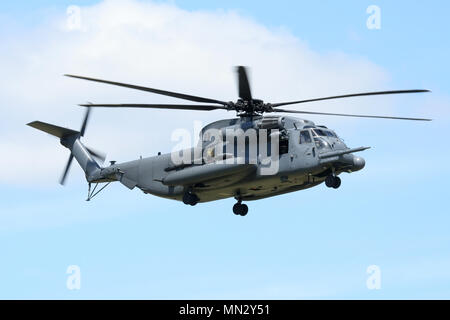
325,175,341,189
183,192,199,206
233,203,241,215
240,204,248,216
332,176,341,189
182,193,191,205
325,175,335,188
233,203,249,216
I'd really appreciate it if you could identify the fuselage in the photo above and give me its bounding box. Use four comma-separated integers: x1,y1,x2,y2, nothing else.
94,116,366,203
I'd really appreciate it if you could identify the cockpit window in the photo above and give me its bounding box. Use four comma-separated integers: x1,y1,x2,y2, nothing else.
325,130,337,138
312,129,326,137
313,128,337,138
314,137,331,150
299,130,312,144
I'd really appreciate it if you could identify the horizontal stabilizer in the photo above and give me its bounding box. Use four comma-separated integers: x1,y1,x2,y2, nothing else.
27,121,79,138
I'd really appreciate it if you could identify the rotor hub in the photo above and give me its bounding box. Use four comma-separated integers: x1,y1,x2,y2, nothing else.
232,98,270,117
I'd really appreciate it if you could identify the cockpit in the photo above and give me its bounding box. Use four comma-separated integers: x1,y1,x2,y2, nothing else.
311,128,338,139
198,116,346,163
298,127,342,151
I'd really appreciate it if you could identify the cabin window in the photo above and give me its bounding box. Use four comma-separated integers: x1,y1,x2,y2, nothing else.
279,137,289,155
299,130,312,144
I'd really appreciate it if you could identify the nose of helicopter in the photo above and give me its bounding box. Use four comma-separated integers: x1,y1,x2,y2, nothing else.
352,155,366,171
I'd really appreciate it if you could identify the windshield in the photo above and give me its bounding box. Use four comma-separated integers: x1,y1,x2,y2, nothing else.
312,128,337,138
314,137,331,150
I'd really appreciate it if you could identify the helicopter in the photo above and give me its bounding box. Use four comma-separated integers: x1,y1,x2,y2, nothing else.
27,66,430,216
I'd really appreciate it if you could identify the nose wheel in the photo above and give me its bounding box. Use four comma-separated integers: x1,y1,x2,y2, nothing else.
325,175,341,189
233,201,248,216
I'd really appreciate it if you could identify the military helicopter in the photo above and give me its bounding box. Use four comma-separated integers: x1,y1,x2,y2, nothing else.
27,66,430,216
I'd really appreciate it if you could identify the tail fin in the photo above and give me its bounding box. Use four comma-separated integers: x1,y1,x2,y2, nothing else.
27,121,79,139
27,108,104,185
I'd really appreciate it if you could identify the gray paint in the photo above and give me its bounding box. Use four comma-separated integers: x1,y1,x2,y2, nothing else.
29,115,368,204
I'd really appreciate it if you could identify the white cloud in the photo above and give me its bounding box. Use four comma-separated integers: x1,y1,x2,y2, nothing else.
1,0,393,186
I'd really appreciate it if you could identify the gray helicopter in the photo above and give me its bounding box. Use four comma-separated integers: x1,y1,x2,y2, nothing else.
28,66,430,216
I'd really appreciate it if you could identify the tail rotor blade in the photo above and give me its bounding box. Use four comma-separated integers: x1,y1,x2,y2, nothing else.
60,154,74,185
80,106,91,137
236,66,252,101
86,146,106,163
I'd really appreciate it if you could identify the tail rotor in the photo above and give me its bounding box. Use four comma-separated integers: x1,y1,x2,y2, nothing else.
60,154,74,185
27,107,106,185
59,107,93,185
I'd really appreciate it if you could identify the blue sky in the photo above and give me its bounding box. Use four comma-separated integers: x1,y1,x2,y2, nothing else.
0,0,449,299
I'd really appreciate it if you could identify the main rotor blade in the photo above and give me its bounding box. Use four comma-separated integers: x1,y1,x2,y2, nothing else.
79,103,227,111
60,154,74,185
79,106,91,137
273,109,432,121
271,89,430,107
236,66,252,101
65,74,229,106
